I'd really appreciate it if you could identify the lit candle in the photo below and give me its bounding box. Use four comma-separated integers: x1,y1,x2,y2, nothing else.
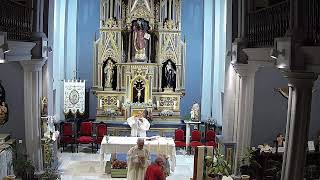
99,99,103,108
157,141,160,154
157,101,160,108
173,101,177,110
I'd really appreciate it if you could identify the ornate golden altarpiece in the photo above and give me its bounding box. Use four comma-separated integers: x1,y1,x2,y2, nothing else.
92,0,186,123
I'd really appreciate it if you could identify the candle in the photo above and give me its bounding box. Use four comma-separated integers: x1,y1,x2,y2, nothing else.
157,101,160,108
117,100,120,108
173,101,177,110
166,142,168,155
157,141,160,154
99,99,103,108
148,143,151,152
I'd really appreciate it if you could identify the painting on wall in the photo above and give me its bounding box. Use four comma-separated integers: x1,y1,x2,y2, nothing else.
0,81,8,126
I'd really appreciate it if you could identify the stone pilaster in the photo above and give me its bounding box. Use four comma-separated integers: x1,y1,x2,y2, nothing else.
281,72,317,180
20,59,45,172
231,63,258,172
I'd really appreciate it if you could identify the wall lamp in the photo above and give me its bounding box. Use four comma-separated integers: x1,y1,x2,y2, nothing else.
44,46,53,53
0,43,10,54
226,50,236,57
270,48,285,60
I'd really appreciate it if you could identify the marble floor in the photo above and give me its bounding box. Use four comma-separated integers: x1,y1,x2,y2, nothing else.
58,147,194,180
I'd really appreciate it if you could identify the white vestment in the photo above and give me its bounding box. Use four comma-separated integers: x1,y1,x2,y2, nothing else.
127,145,150,180
127,116,150,137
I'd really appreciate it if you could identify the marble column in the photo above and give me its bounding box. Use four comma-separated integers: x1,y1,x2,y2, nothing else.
281,72,317,180
20,59,45,172
232,63,258,172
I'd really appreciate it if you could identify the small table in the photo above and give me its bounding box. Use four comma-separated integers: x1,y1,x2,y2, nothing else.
183,120,201,150
100,136,176,172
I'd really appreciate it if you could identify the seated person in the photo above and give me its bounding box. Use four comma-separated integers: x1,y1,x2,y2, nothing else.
144,156,166,180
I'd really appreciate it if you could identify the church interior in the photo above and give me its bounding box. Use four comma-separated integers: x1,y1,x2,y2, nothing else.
0,0,320,179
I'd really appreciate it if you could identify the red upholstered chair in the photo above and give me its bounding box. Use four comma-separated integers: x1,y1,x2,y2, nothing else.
189,130,203,148
60,122,75,153
174,129,186,148
205,130,217,147
95,122,107,151
76,121,94,153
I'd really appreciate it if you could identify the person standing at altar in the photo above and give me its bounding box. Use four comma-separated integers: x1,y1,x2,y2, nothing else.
127,138,150,180
127,111,150,137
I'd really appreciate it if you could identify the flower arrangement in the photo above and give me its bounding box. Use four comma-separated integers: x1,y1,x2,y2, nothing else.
112,160,127,169
205,148,231,179
105,108,118,116
122,102,153,108
159,109,174,116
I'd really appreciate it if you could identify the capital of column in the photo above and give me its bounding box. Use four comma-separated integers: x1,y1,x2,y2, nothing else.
232,63,258,77
20,59,46,72
283,71,318,88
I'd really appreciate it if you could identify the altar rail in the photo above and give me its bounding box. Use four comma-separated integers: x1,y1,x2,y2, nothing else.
0,0,33,41
247,1,320,47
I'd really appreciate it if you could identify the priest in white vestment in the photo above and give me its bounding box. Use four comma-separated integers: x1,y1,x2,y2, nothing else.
127,138,150,180
127,111,150,137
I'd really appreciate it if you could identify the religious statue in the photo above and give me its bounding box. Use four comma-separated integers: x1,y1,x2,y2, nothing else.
190,102,200,121
104,60,114,88
165,61,176,88
0,82,8,126
133,79,145,103
133,19,150,61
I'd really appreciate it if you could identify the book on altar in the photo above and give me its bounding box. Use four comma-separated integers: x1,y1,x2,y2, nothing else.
308,141,315,151
145,136,160,141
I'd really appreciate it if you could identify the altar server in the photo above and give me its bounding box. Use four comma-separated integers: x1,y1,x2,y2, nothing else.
127,138,150,180
127,111,150,137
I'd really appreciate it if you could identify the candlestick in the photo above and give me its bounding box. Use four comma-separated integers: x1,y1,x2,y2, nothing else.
166,142,168,155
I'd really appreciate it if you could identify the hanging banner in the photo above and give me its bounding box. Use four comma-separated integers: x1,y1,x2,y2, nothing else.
63,80,85,114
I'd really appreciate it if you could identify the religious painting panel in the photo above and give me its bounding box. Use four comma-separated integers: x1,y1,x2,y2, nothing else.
63,80,86,114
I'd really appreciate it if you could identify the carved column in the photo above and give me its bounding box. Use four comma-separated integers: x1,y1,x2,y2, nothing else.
176,66,180,91
117,65,120,91
281,72,317,180
159,66,162,91
20,59,45,172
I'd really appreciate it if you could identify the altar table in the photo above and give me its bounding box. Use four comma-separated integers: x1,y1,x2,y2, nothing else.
100,136,176,171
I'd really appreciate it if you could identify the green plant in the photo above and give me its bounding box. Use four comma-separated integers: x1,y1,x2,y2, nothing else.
39,168,61,180
205,148,232,178
239,147,262,177
12,154,35,179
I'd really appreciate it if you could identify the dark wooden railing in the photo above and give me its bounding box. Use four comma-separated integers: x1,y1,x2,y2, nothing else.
247,1,289,47
0,0,33,41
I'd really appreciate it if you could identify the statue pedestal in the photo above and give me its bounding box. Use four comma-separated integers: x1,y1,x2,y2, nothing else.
183,120,201,150
104,87,113,91
163,88,174,92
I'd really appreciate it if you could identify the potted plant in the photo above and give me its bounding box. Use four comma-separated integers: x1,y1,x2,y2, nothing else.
205,148,232,180
239,147,262,179
39,168,61,180
12,154,35,180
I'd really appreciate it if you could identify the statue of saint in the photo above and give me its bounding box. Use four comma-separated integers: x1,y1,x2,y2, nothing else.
104,60,114,88
133,20,150,61
0,101,8,125
165,61,176,88
190,102,200,121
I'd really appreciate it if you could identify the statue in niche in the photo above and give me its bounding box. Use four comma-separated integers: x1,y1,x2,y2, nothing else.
133,79,145,103
165,61,176,88
190,101,200,121
132,19,150,61
104,60,114,88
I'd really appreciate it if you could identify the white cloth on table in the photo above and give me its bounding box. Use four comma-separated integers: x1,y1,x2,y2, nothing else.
127,116,150,137
127,145,150,180
0,145,12,179
100,136,176,172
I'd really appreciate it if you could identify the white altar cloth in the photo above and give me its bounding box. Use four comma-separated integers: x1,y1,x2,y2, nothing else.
100,136,176,171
